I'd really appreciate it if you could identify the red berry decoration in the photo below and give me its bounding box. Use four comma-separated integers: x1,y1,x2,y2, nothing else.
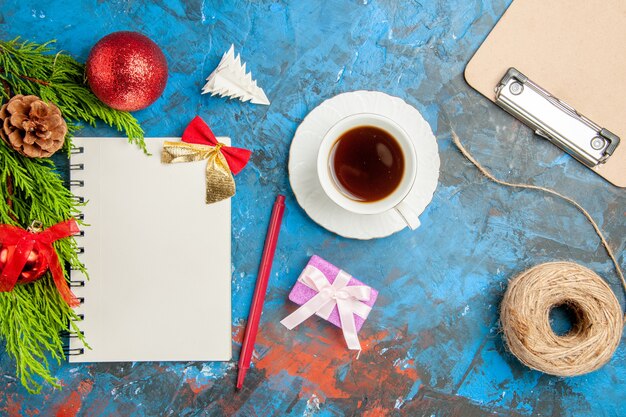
0,244,47,284
86,31,168,112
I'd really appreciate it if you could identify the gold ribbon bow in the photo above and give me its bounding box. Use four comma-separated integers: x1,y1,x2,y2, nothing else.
161,141,235,204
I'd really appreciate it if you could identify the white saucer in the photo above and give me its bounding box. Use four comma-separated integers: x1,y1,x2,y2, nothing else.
288,91,440,240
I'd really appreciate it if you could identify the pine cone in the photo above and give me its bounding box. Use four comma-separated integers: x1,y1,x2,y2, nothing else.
0,95,67,158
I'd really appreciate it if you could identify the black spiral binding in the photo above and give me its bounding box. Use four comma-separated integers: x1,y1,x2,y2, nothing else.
64,146,86,357
63,347,85,356
59,330,85,338
61,308,86,356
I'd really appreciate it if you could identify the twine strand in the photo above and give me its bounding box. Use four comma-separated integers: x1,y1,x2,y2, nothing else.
452,132,625,376
452,132,626,321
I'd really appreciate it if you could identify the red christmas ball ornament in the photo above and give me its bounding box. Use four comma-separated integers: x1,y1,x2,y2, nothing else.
0,243,47,285
86,31,168,112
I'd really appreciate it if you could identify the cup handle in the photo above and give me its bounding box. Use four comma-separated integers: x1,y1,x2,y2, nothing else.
394,200,420,230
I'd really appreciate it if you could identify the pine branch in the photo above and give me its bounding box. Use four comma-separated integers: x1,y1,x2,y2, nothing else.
0,139,88,393
0,38,147,153
0,37,126,393
4,174,18,223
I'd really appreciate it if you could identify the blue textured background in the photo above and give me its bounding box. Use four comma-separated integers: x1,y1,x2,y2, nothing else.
1,1,625,416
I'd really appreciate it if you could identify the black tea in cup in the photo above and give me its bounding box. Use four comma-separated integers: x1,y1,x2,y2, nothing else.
330,126,405,202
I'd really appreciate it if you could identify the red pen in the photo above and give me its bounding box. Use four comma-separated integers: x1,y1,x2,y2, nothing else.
236,195,286,390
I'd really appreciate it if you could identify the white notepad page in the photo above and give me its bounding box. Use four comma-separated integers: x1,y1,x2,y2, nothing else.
69,137,231,362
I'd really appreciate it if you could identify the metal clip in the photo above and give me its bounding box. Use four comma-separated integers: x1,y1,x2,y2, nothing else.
495,68,620,167
27,220,43,233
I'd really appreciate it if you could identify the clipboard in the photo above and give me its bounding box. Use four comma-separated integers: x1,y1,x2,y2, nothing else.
465,0,626,187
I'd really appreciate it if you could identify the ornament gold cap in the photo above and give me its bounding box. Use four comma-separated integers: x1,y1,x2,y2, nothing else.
27,220,43,233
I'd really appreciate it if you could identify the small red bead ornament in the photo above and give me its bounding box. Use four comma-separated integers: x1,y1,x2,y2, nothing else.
0,244,46,284
0,220,81,307
86,31,168,112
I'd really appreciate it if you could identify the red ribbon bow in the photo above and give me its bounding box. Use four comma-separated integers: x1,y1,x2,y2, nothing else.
182,116,251,175
0,219,80,307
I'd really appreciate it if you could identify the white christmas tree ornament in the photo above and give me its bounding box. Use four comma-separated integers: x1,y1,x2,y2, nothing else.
201,45,270,106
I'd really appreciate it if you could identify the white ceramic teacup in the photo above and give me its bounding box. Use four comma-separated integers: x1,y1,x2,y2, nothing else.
317,113,420,229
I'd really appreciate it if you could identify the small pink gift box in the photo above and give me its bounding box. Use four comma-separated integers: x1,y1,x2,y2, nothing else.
286,255,378,333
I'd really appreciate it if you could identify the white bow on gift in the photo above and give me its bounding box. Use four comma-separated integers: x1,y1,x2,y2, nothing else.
280,265,372,350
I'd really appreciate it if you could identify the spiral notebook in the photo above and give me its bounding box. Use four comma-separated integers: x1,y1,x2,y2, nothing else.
67,137,232,363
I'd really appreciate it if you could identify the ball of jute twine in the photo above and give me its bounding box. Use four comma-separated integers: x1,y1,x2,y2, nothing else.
452,133,626,377
501,262,622,376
